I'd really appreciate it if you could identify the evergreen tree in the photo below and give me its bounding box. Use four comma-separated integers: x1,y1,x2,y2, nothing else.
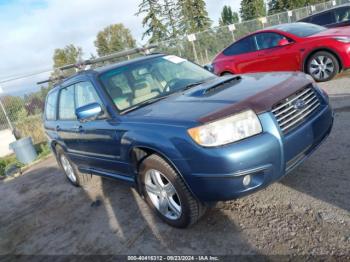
179,0,212,34
162,0,180,39
219,5,239,26
240,0,266,21
269,0,326,15
94,23,136,56
137,0,167,43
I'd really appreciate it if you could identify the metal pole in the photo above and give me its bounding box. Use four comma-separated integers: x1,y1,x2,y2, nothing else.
231,31,235,42
191,41,199,64
0,97,14,131
205,49,209,64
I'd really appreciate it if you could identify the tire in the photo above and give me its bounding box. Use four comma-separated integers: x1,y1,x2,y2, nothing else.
306,51,339,82
222,72,233,76
139,154,206,228
56,147,95,187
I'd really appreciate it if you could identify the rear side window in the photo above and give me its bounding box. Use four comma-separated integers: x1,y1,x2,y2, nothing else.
45,90,58,121
75,81,102,108
311,11,335,25
58,85,76,120
223,36,257,56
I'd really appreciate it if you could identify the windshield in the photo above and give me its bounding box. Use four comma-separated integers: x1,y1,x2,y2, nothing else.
273,22,327,37
99,55,214,112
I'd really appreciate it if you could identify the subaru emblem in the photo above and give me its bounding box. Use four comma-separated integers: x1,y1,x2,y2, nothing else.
293,99,306,110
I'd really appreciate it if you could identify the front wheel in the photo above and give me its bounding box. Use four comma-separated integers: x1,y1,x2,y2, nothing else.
306,51,339,82
139,154,206,228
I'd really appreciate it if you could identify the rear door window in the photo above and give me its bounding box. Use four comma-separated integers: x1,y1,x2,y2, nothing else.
58,85,76,120
223,36,257,56
45,90,58,121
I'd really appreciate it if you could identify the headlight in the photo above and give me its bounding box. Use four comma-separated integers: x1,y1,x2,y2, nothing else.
188,110,262,147
333,36,350,43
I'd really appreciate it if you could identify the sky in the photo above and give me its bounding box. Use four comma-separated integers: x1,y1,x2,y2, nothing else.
0,0,241,95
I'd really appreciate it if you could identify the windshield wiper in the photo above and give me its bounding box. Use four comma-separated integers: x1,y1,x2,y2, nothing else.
121,95,169,114
182,80,206,91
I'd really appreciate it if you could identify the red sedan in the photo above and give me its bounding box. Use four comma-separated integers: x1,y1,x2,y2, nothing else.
212,22,350,82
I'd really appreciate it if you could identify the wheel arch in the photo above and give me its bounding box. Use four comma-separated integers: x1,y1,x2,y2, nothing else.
129,146,196,199
303,48,343,73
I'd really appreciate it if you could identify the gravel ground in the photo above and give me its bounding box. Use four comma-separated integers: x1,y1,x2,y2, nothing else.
0,77,349,256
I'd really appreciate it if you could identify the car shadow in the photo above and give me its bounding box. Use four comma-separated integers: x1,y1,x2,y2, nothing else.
98,177,263,255
281,105,350,213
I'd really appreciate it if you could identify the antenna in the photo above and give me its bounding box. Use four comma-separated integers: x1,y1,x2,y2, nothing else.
37,44,158,85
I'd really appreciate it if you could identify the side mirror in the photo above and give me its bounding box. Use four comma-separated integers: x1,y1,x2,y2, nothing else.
277,39,290,47
203,64,214,73
75,102,103,122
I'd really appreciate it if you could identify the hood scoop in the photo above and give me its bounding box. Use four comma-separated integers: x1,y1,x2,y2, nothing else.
203,76,242,95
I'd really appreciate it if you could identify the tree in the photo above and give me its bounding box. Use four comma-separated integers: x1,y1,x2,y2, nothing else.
94,23,136,56
240,0,266,21
268,0,325,15
179,0,212,34
219,5,239,26
137,0,168,43
163,0,181,39
53,44,83,68
0,96,24,122
52,44,83,78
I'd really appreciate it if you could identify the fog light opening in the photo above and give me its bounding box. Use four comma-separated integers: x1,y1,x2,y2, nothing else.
243,175,251,187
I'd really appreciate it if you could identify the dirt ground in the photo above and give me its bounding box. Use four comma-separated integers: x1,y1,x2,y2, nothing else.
0,78,349,256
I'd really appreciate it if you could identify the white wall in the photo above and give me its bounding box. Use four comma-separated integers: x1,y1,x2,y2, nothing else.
0,129,16,157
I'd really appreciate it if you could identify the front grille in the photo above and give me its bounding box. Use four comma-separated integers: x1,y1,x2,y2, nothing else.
272,85,320,134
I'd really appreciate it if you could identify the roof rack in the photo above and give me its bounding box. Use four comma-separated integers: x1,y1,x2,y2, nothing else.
37,44,158,85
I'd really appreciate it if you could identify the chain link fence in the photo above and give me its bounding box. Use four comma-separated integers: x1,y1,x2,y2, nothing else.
0,0,348,149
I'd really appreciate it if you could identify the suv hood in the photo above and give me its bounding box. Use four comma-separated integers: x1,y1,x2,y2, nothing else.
125,72,312,124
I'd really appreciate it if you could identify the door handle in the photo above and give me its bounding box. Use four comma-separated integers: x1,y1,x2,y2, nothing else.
74,125,84,133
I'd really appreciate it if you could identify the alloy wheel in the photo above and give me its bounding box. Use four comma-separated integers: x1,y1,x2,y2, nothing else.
145,169,182,220
309,55,335,81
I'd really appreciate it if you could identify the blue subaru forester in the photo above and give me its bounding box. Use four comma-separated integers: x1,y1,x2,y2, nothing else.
44,53,333,227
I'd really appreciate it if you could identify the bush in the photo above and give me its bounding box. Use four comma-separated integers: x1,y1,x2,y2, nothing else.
0,160,6,177
0,155,23,177
35,142,51,158
15,114,47,144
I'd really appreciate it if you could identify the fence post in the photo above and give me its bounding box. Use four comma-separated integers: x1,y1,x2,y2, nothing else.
287,11,292,23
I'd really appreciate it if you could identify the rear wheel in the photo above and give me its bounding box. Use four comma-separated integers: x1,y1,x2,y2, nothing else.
139,154,206,228
56,147,95,187
307,51,339,82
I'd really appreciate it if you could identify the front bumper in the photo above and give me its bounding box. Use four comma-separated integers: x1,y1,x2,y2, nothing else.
176,102,333,202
